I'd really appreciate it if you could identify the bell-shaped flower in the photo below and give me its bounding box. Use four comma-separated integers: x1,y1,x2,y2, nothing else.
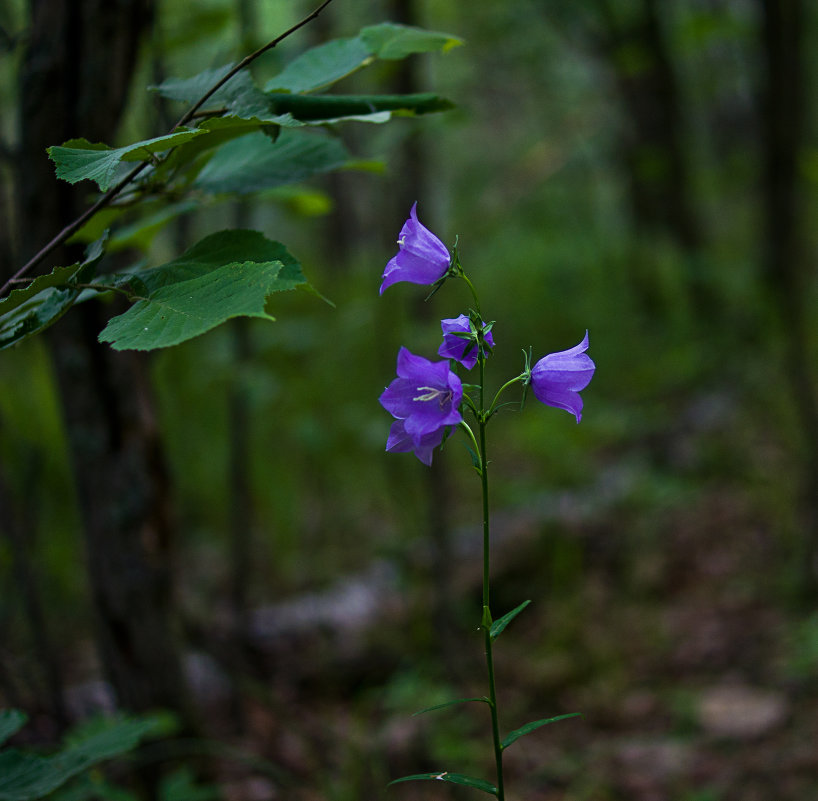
379,347,463,464
438,314,495,370
385,419,447,466
530,331,595,423
379,202,450,295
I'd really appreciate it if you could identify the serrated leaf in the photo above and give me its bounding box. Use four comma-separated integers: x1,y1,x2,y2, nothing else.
412,697,488,716
0,711,27,747
489,600,531,641
360,22,463,60
48,130,204,191
193,130,349,194
98,230,308,351
0,715,164,801
389,772,496,796
0,238,106,350
501,713,582,750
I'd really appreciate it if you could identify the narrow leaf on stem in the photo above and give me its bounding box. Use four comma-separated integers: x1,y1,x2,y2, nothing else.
389,772,497,796
413,697,489,716
501,713,582,750
489,600,531,641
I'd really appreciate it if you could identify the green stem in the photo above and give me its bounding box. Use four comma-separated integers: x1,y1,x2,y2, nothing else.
459,272,482,316
487,373,526,418
477,354,505,801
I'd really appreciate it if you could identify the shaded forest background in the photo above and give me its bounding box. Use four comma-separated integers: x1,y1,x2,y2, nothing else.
2,0,818,798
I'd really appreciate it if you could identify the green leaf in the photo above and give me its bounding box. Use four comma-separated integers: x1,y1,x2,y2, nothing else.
265,92,454,123
151,63,237,104
106,201,199,252
266,36,373,93
412,697,488,716
0,237,106,350
193,130,349,194
360,22,463,60
501,713,582,750
0,712,26,748
489,600,531,641
98,230,309,351
265,22,461,93
389,772,496,796
48,130,204,191
0,715,164,801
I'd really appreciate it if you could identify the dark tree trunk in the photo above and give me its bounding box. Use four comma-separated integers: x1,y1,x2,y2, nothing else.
14,0,197,726
590,0,709,315
0,466,68,728
758,0,818,596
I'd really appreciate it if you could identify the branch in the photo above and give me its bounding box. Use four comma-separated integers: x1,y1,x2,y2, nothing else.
0,0,337,299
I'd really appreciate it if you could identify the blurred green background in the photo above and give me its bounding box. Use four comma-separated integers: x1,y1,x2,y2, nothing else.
2,0,818,799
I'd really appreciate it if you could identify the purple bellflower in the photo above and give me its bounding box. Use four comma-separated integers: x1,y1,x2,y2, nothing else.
438,314,495,370
379,347,464,465
530,331,595,423
379,202,451,295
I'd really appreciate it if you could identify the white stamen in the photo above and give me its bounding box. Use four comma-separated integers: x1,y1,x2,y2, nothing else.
413,386,453,408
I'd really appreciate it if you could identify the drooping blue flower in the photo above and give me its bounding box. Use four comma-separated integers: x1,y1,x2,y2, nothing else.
438,314,495,370
379,203,450,295
530,331,595,423
379,347,463,464
385,419,447,466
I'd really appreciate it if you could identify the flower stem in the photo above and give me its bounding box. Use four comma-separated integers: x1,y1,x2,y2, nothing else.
477,354,505,801
459,272,482,316
487,373,526,418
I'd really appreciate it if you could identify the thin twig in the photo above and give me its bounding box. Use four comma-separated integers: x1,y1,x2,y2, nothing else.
0,0,336,299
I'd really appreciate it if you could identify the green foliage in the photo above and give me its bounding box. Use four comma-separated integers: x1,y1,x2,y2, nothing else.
412,697,489,716
389,772,497,796
1,20,457,352
500,714,581,750
48,130,204,192
0,711,169,801
489,600,531,641
0,238,106,350
98,230,311,350
0,712,26,747
192,129,349,194
265,21,463,92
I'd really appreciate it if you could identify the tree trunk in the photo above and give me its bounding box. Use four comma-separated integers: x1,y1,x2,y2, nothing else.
15,0,197,726
590,0,708,316
758,0,818,596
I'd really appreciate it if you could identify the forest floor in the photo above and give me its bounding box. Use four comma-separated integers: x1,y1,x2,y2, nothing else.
185,479,818,801
14,458,818,801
